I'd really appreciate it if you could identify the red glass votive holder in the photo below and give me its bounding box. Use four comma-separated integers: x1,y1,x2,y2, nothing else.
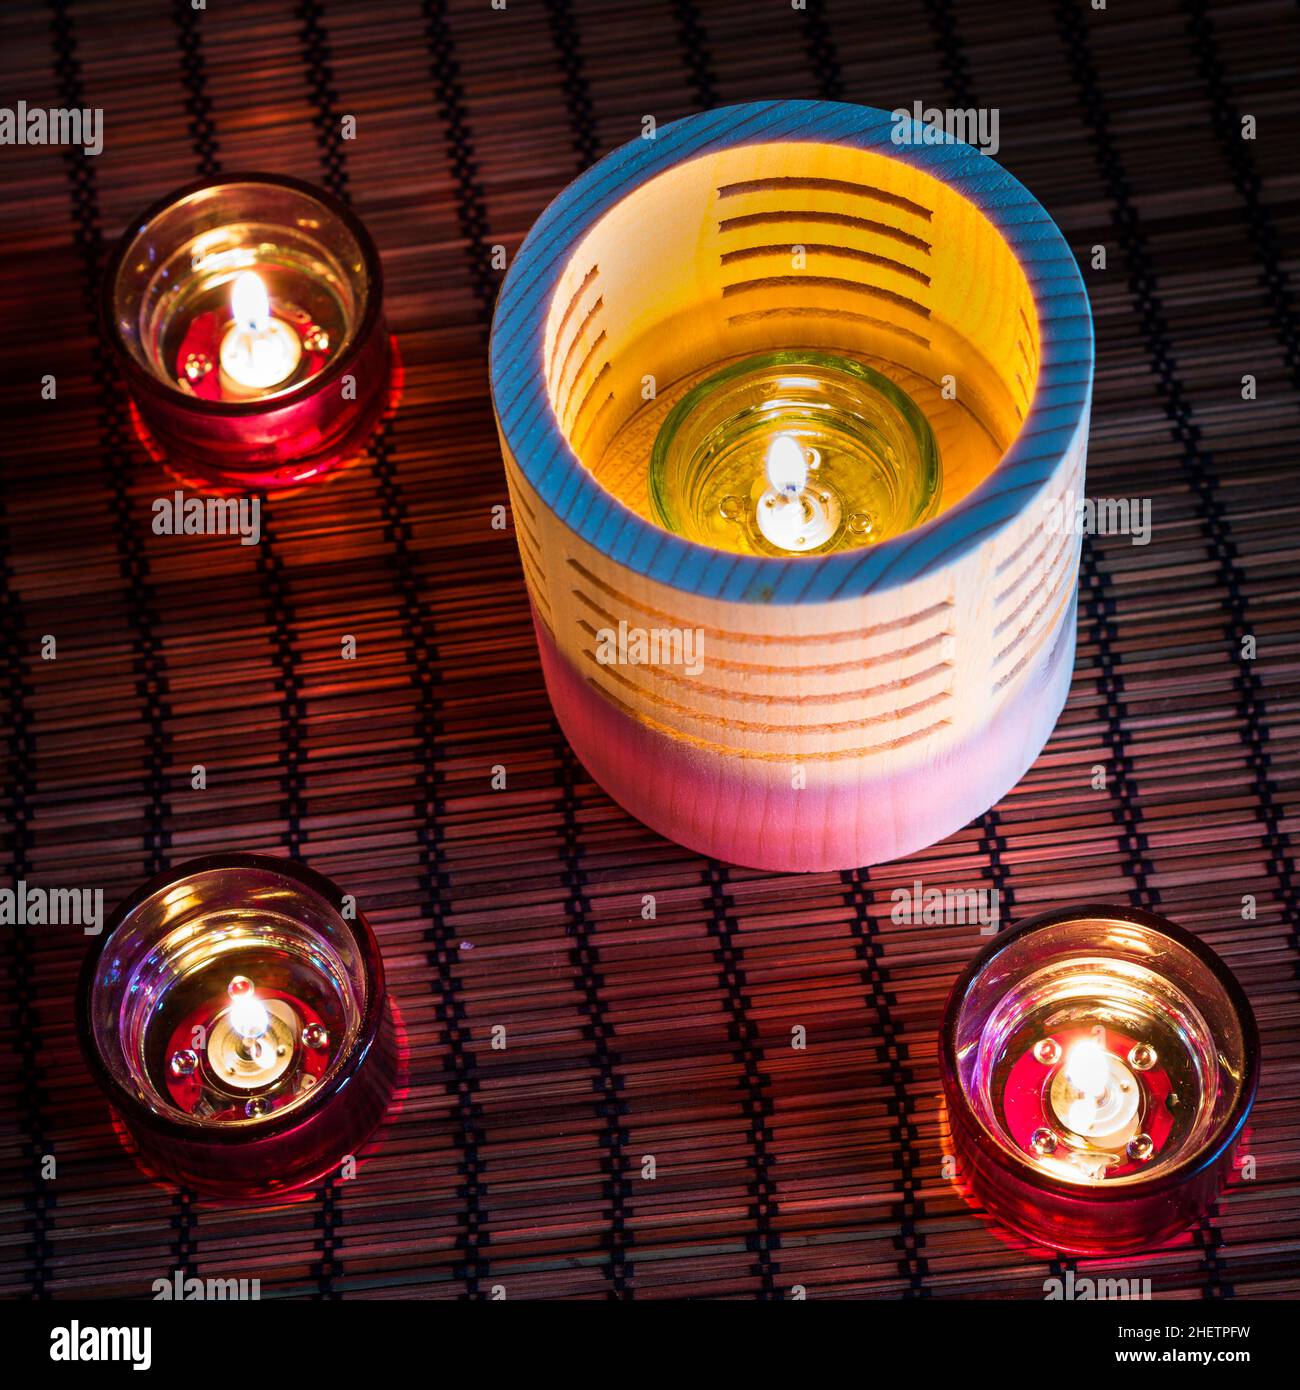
102,173,389,490
940,905,1258,1254
78,853,395,1198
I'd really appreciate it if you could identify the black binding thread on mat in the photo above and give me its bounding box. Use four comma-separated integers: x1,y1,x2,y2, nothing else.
1056,0,1248,1298
781,1,935,1296
416,0,497,1299
165,0,214,1273
285,1,347,1294
541,4,633,1294
924,0,974,108
845,868,929,1296
1184,0,1300,967
50,10,172,884
222,165,308,880
174,0,220,180
705,862,781,1297
0,493,48,1298
923,0,1024,926
976,806,1014,926
297,0,350,203
52,0,179,1282
364,393,467,1295
801,0,846,102
543,0,601,171
163,12,310,887
1077,535,1155,906
673,0,718,112
298,0,493,1297
557,744,634,1297
314,1180,343,1299
168,0,301,1287
922,0,1104,1286
1185,0,1300,390
423,0,499,323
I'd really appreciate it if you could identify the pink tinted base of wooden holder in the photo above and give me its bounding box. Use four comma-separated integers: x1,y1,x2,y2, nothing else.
533,595,1077,871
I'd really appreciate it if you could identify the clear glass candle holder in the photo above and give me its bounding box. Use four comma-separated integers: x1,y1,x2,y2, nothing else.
102,174,389,491
648,351,940,556
940,905,1258,1254
78,853,396,1198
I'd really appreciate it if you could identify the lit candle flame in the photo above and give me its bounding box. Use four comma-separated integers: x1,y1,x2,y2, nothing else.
1064,1038,1111,1101
765,434,808,498
230,270,271,334
227,976,271,1041
219,270,302,394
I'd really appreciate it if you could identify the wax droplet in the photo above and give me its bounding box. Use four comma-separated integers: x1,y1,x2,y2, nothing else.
1030,1126,1057,1156
184,352,212,382
244,1097,269,1118
1128,1042,1157,1071
1033,1038,1062,1066
302,1022,330,1051
169,1049,199,1078
848,512,875,535
719,495,745,521
1127,1133,1154,1162
303,326,330,353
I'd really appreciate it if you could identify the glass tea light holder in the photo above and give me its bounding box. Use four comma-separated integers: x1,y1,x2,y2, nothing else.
78,854,396,1197
490,101,1093,871
102,173,390,490
649,351,940,555
940,906,1259,1254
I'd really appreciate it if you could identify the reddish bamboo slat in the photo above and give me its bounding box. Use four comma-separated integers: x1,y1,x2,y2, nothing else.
0,0,1297,1300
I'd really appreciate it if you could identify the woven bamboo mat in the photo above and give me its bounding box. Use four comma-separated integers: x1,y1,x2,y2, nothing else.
0,0,1297,1300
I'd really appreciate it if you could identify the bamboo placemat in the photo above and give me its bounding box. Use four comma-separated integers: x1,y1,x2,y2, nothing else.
0,0,1297,1299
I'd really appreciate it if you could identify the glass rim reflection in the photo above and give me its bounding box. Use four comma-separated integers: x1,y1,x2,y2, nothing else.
648,349,941,556
942,904,1259,1201
78,853,386,1143
101,172,384,419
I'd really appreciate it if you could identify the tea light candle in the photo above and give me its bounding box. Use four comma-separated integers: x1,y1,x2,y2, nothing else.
941,905,1259,1253
163,970,327,1120
648,351,940,556
216,271,304,397
78,854,396,1197
102,173,389,490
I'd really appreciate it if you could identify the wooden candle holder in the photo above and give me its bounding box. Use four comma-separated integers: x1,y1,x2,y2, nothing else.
490,102,1092,871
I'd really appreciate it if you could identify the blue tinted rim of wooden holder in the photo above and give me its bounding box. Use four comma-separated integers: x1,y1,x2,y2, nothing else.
489,99,1094,606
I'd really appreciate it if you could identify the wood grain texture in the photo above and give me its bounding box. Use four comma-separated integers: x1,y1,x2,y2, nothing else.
491,100,1093,602
492,101,1091,868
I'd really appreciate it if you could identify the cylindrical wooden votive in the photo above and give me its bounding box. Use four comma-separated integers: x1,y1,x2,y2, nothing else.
78,854,395,1197
490,101,1093,871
